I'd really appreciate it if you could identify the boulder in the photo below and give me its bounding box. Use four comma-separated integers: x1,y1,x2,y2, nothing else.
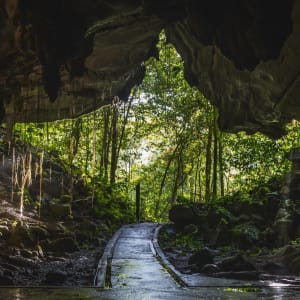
79,219,99,233
0,273,14,285
188,247,214,269
43,270,68,285
169,205,198,227
182,224,198,235
273,245,300,275
217,254,257,272
29,225,50,240
259,227,277,248
29,179,62,199
273,208,293,246
200,264,220,274
261,262,288,275
0,225,10,237
209,219,229,247
47,237,79,253
48,201,71,218
214,271,260,280
8,223,35,247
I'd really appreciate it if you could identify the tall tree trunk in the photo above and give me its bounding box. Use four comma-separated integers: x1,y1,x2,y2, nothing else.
193,158,200,202
85,117,90,175
102,107,110,183
198,165,202,202
170,146,184,205
154,143,179,218
205,119,212,202
171,158,181,205
117,97,133,161
219,131,225,196
110,98,119,185
212,108,218,198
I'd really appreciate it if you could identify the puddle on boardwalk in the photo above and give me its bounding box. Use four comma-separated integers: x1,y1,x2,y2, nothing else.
1,287,300,300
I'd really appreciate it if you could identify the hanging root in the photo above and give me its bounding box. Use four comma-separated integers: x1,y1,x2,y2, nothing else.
19,151,33,218
38,151,44,219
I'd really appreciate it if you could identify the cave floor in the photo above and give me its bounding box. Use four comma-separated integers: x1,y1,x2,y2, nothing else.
1,222,300,299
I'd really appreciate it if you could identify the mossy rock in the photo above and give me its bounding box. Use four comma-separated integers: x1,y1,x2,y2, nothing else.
29,225,50,240
49,201,71,218
231,224,260,249
8,223,35,247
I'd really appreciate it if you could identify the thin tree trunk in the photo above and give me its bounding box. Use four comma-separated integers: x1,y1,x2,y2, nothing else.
212,108,218,198
154,143,179,217
85,117,90,175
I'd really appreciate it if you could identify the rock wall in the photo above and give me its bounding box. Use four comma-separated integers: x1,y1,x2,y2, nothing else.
0,0,299,138
166,0,298,138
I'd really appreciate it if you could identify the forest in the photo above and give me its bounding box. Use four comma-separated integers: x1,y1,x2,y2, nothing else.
12,33,300,219
1,32,300,286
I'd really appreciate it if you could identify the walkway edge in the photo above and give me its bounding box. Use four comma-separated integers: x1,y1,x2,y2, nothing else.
94,226,123,287
152,223,187,287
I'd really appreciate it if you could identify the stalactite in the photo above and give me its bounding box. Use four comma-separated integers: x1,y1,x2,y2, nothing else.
14,154,19,188
27,152,32,186
19,155,26,218
19,151,32,218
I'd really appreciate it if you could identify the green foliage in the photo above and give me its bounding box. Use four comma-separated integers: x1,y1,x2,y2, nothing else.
93,182,135,229
232,224,260,244
290,238,300,245
159,225,204,250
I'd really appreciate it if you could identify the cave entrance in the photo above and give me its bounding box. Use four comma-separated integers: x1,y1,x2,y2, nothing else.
9,30,300,223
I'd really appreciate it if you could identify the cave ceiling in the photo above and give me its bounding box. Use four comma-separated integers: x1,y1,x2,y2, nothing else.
0,0,299,138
